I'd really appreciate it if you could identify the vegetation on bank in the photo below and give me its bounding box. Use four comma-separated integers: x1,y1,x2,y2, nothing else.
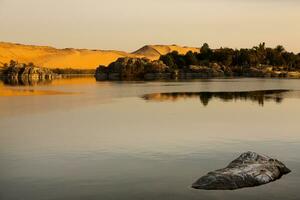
159,43,300,71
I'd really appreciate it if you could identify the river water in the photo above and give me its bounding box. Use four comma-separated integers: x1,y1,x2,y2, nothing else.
0,77,299,200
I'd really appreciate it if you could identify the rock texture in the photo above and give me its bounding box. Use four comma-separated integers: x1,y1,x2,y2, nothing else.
95,57,171,80
4,64,54,78
192,152,291,190
2,63,57,85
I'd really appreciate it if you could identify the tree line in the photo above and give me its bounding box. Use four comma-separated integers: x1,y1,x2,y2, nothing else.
159,43,300,71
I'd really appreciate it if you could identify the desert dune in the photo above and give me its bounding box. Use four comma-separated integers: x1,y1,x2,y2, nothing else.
0,42,199,69
133,44,200,60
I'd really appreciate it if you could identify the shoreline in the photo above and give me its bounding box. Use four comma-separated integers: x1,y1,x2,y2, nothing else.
94,72,300,81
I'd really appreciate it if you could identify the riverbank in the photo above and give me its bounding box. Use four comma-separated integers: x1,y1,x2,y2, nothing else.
94,57,300,81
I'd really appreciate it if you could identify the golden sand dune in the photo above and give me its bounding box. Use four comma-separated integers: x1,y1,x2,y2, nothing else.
0,42,199,69
0,42,135,69
133,45,200,60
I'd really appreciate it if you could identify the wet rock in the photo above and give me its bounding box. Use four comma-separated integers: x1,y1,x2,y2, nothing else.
192,152,291,190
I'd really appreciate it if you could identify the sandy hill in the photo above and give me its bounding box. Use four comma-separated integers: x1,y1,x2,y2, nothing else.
133,45,200,60
0,42,135,69
0,42,199,69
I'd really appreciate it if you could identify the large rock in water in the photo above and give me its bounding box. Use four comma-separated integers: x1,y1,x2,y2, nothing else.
1,63,57,85
192,152,291,190
95,57,172,80
3,63,55,80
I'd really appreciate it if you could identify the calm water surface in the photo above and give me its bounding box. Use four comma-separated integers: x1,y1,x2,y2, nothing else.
0,77,300,200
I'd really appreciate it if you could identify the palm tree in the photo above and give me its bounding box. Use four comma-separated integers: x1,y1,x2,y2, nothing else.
275,45,285,53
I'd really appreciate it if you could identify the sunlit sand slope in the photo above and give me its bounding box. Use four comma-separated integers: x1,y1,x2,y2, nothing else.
0,42,137,69
133,45,200,60
0,42,199,69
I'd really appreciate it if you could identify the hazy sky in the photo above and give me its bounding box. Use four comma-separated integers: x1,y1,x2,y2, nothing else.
0,0,300,52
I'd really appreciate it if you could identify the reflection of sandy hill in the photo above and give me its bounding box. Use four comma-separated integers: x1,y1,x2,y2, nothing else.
133,45,199,60
0,42,199,69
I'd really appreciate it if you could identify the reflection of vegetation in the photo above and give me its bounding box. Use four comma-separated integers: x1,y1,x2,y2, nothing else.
142,90,291,106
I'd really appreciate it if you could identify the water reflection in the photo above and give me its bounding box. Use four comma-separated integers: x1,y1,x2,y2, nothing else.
0,75,96,86
1,79,300,199
1,76,52,86
142,90,292,106
0,76,94,97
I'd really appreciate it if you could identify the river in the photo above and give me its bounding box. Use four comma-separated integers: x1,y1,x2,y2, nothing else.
0,77,299,200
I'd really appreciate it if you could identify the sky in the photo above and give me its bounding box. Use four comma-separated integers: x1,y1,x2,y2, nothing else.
0,0,300,52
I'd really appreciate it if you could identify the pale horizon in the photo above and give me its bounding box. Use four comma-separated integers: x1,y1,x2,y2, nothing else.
1,0,300,52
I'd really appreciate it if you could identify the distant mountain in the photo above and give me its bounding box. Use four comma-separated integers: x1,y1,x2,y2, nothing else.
0,42,199,69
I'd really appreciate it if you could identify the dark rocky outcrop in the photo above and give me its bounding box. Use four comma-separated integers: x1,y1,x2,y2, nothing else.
94,58,233,80
192,152,291,190
1,63,57,85
95,57,172,80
